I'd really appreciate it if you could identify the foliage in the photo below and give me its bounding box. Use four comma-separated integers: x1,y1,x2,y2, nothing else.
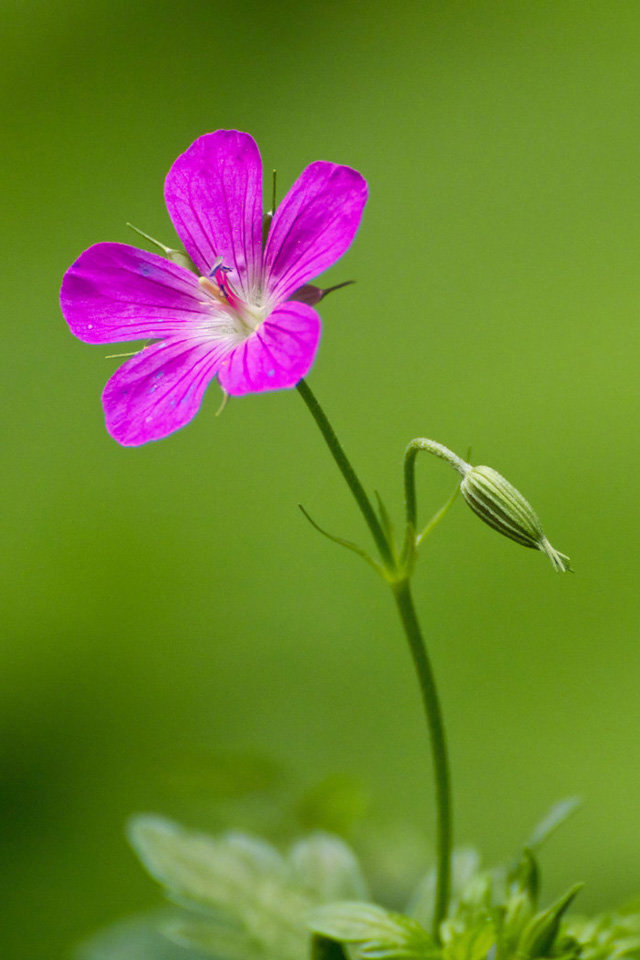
78,802,640,960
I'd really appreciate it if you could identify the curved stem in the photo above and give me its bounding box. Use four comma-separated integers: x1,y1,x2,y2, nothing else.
404,438,469,530
392,578,452,939
297,381,452,938
297,379,393,568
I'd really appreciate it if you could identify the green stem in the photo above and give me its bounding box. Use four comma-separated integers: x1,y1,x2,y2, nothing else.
296,380,393,567
391,577,451,939
297,379,452,938
404,438,469,530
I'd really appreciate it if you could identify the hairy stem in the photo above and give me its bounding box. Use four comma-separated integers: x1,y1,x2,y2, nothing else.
296,380,393,567
391,577,451,938
297,379,451,938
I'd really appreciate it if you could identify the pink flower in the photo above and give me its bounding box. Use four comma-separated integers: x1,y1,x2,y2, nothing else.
60,131,368,446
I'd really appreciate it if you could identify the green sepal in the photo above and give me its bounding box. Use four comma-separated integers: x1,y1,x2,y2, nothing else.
126,222,196,272
517,884,584,959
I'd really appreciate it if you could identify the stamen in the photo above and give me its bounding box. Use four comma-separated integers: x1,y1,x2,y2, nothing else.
207,256,225,278
198,275,228,304
215,390,229,417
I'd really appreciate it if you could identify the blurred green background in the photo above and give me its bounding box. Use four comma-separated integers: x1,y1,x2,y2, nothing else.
3,0,640,956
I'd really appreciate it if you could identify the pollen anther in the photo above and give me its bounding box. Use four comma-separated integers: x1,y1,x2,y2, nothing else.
198,275,228,304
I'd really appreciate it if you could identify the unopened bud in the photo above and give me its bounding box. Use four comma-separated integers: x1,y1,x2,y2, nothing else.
460,465,570,572
289,280,355,307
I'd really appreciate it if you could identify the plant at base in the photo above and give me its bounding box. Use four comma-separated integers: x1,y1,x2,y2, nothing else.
77,801,640,960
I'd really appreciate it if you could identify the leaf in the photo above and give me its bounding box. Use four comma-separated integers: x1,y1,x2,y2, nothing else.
416,480,461,546
517,883,584,959
441,914,496,960
526,798,582,851
312,934,349,960
374,492,395,546
166,919,262,960
129,817,370,960
129,816,313,960
407,849,482,927
507,848,540,907
129,815,288,913
290,833,369,902
310,902,438,960
74,911,207,960
298,504,385,577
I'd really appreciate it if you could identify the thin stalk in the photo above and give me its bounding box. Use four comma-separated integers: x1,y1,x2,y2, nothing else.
297,380,452,938
391,578,451,938
296,379,393,567
405,438,469,529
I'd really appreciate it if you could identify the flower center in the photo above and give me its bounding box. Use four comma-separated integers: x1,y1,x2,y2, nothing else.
198,259,266,340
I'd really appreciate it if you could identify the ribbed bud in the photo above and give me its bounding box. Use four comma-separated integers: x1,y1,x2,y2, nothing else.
460,465,570,572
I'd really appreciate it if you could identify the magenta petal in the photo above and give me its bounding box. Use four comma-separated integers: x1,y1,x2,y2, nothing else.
60,243,212,344
103,337,228,446
218,302,321,396
165,131,263,301
264,162,368,303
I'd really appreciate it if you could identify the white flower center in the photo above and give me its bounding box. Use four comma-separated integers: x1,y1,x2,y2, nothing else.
197,274,268,343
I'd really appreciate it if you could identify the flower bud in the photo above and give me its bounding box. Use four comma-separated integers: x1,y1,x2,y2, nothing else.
289,280,355,307
460,465,570,572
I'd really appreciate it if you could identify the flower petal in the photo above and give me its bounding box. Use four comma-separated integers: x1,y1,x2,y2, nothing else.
103,337,229,446
217,302,321,396
264,162,367,303
164,131,263,301
60,242,213,344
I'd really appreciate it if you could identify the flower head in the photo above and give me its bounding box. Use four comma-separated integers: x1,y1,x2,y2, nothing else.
60,131,368,445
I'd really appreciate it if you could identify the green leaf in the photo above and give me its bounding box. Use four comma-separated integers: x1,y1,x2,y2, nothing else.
290,833,369,902
517,883,584,959
129,816,313,960
310,901,438,960
408,849,482,928
441,914,496,960
416,479,461,546
129,815,288,912
298,504,386,577
129,817,371,960
564,912,640,960
166,919,263,960
312,934,349,960
374,492,396,546
507,848,540,907
526,798,581,851
74,912,207,960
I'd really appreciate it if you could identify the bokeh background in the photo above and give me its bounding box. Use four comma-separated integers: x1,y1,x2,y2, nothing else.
3,1,640,956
